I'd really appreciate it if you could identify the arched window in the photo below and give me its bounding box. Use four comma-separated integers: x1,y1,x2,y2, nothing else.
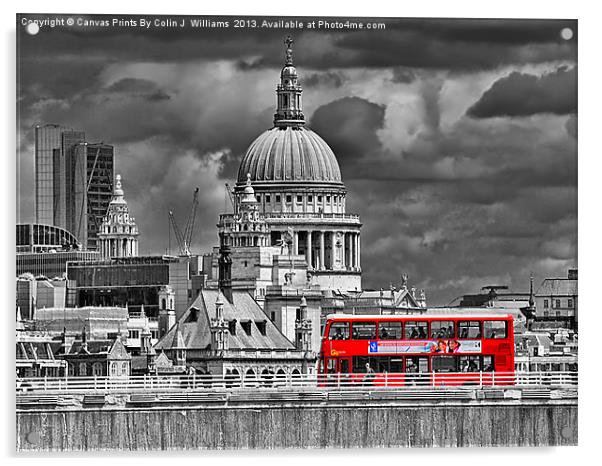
78,362,87,376
110,362,117,376
121,361,128,375
92,362,103,376
161,298,166,310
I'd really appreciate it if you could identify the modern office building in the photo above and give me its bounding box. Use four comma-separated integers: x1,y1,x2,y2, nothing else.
16,250,100,278
66,255,205,318
16,223,81,253
34,124,85,227
34,124,114,250
68,142,114,250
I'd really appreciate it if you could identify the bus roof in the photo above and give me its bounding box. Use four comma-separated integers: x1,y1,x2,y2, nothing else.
325,313,514,321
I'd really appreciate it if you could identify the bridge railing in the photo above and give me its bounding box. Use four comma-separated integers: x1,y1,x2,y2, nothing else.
15,371,578,394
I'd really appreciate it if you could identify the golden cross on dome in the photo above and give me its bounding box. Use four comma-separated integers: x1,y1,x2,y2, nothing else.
284,35,294,65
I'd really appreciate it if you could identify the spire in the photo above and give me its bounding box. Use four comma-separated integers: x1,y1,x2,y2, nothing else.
285,35,294,65
274,35,305,127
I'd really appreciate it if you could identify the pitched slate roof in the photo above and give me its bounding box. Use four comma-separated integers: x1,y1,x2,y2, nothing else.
536,278,578,297
155,289,295,351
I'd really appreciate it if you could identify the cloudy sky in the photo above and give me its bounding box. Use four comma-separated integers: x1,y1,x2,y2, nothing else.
16,16,577,305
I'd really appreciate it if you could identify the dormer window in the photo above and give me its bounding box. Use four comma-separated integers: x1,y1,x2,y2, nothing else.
256,320,267,336
241,321,252,336
228,320,237,336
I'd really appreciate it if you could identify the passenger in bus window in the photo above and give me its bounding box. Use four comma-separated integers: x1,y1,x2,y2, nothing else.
363,363,375,386
380,327,389,339
418,326,427,339
410,327,418,339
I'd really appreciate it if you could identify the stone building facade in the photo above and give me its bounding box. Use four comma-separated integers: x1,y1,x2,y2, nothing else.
215,36,362,297
97,174,139,259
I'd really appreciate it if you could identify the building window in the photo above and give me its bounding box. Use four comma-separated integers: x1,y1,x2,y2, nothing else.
92,362,103,376
296,195,302,203
568,299,573,308
555,311,561,318
276,195,281,203
555,299,561,308
543,299,549,308
308,195,313,202
265,194,271,203
286,195,292,203
79,362,87,376
128,330,140,340
241,321,252,336
326,195,331,203
318,195,322,203
256,321,267,336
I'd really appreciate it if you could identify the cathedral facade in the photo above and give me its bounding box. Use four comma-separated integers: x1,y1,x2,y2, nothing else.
214,37,362,298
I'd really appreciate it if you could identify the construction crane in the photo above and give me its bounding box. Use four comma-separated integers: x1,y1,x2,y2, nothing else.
224,183,236,212
169,187,199,256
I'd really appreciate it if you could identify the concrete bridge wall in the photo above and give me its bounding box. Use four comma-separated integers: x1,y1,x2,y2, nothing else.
16,401,577,451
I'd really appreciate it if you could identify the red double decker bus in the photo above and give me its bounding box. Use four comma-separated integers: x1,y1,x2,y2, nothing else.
319,314,515,386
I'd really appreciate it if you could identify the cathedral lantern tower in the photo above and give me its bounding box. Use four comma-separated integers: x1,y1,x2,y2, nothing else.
98,174,139,259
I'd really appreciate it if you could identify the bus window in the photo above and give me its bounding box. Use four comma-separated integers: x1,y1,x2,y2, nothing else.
390,357,403,373
483,320,507,339
378,321,402,340
430,321,455,339
405,321,428,340
482,356,494,372
405,356,429,373
352,321,377,340
326,358,337,374
432,356,458,373
458,320,482,339
374,357,390,373
459,356,481,372
352,356,369,373
340,359,350,374
328,322,349,340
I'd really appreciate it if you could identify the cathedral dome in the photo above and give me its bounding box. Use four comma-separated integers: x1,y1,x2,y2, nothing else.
237,126,342,185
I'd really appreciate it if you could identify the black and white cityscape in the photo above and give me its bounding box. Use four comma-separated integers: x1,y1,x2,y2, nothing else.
15,14,577,451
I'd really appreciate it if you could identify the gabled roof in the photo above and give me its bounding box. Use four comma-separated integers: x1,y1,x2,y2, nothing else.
155,289,295,351
65,338,131,359
536,278,577,297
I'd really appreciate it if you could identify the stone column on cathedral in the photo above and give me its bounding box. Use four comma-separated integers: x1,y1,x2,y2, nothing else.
293,231,299,255
357,232,361,269
319,231,325,270
342,232,346,269
349,233,357,270
330,231,336,269
306,231,312,268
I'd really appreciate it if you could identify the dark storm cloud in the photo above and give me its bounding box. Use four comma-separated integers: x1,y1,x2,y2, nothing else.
16,15,577,304
310,97,385,162
303,71,347,88
467,66,576,118
106,78,172,101
18,16,576,71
